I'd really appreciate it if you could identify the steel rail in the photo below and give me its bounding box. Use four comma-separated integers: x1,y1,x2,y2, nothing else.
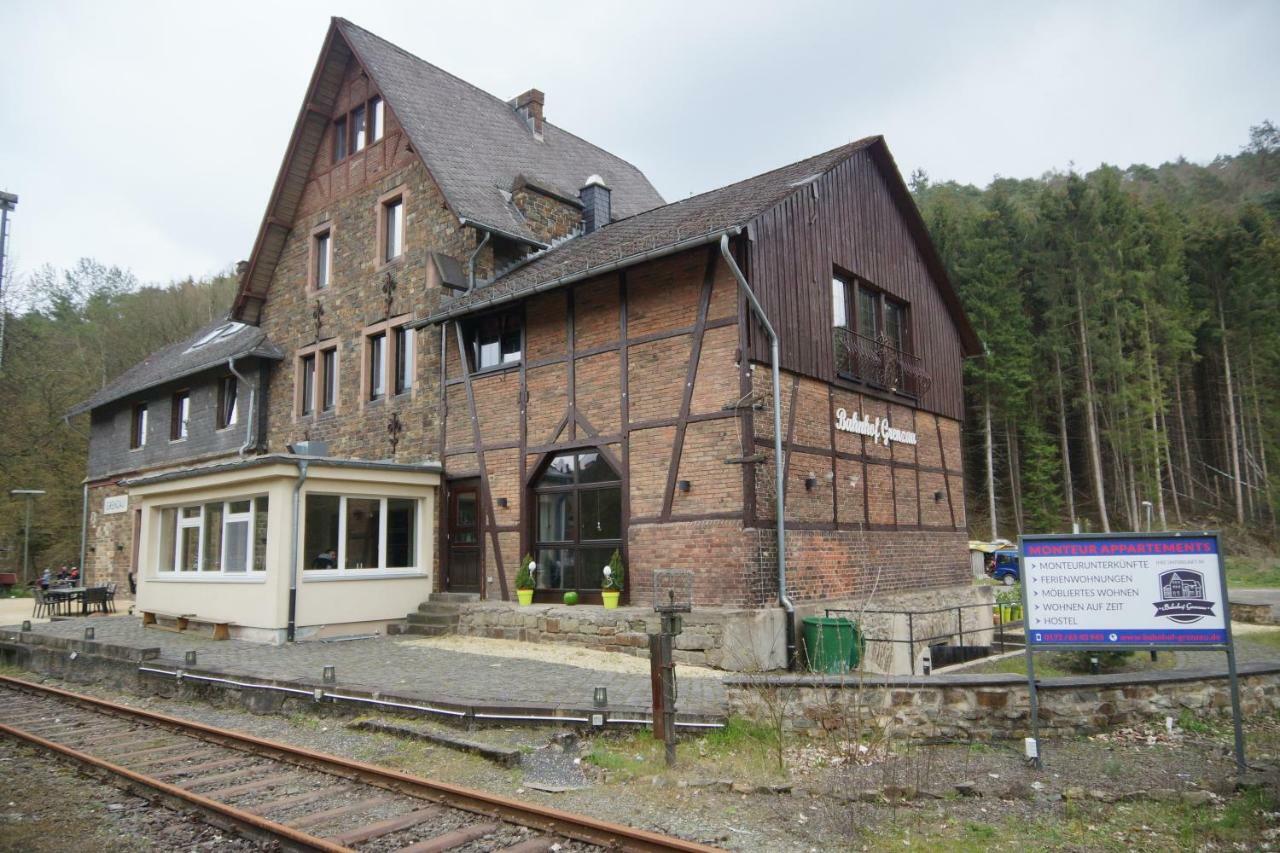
0,720,350,852
0,674,720,853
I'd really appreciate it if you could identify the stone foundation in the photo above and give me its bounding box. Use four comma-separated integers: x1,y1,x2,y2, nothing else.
454,582,991,674
726,663,1280,740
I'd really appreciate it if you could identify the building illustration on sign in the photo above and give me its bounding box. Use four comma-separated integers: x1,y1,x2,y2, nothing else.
1153,569,1215,623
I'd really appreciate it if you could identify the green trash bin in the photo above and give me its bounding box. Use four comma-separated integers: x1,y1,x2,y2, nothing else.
801,615,862,673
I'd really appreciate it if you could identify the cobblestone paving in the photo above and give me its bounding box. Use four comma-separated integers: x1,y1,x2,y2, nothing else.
6,616,727,716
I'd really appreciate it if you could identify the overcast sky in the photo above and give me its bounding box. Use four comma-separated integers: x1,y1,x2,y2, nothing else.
1,0,1277,287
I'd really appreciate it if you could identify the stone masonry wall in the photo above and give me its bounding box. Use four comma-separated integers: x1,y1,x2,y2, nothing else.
85,481,133,589
727,666,1280,741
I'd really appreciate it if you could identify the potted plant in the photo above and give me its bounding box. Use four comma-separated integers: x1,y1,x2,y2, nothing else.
994,584,1022,625
601,549,624,609
515,556,536,606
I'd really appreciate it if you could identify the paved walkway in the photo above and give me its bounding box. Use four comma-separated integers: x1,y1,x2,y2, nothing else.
4,615,727,718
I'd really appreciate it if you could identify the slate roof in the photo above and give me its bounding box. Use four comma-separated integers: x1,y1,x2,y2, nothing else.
66,321,284,417
425,137,880,322
336,19,666,246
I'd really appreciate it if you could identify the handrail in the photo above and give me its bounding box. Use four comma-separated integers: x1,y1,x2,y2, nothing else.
832,326,931,398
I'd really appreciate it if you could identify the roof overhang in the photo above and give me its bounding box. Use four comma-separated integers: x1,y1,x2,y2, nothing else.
121,454,443,492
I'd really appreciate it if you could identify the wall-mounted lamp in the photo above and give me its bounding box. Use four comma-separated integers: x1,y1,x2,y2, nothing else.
677,480,691,493
115,543,125,552
934,490,945,502
804,475,817,491
496,497,508,508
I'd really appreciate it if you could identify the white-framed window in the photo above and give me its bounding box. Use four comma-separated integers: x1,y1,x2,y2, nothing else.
383,197,403,262
157,497,269,574
303,494,418,574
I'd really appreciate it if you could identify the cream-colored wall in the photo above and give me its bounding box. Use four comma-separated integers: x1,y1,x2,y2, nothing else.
130,462,439,636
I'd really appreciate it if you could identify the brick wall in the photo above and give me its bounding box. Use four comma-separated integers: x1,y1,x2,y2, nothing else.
85,482,135,590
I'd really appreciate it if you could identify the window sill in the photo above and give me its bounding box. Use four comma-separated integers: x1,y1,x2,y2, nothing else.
149,574,268,584
302,570,427,582
469,362,522,379
377,256,405,274
169,438,189,445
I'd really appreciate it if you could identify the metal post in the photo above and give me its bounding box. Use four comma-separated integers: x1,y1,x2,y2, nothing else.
1224,644,1247,772
907,612,915,675
22,494,32,585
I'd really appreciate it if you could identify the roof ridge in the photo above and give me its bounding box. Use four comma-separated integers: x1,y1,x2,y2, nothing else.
335,19,538,128
336,18,662,192
605,135,882,229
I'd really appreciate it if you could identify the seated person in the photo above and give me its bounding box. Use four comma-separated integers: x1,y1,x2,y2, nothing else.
311,548,338,569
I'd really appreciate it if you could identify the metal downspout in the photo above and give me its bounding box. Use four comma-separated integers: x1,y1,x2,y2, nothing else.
466,229,491,292
719,232,797,670
78,482,88,580
226,356,257,456
286,460,309,642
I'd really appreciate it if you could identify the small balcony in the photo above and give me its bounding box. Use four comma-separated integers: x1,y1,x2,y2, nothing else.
833,327,931,399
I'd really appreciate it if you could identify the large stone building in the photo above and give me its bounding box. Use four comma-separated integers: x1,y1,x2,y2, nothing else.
73,18,982,666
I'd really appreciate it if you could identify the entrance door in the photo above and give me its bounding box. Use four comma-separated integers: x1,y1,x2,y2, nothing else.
446,480,482,593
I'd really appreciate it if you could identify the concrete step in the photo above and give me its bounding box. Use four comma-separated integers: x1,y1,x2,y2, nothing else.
429,592,481,604
407,612,458,627
417,601,465,614
400,624,455,637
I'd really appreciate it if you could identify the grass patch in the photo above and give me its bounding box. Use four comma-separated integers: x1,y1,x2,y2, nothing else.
868,788,1277,851
1226,555,1280,588
1177,708,1215,734
1241,629,1280,652
585,716,784,782
972,649,1177,677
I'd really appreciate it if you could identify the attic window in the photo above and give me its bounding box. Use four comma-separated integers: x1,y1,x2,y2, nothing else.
334,116,348,162
186,323,244,352
369,97,383,142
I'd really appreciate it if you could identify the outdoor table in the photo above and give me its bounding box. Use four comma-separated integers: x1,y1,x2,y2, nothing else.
52,586,89,616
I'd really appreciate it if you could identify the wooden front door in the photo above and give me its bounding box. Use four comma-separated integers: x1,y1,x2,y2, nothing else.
445,480,482,593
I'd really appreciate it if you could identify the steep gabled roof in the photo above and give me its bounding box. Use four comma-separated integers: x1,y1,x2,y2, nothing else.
66,321,283,417
424,136,981,356
337,19,665,237
232,18,664,324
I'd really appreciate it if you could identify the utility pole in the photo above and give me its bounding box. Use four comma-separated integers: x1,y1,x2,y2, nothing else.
0,191,16,370
10,489,45,585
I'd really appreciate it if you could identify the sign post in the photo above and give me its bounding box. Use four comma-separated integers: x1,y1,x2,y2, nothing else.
1020,531,1246,771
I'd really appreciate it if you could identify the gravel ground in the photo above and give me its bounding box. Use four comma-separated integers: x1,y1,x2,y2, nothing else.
398,634,723,679
4,666,1277,851
0,739,272,852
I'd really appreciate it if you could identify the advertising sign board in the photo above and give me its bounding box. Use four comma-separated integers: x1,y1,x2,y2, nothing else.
1022,534,1226,647
1018,532,1244,771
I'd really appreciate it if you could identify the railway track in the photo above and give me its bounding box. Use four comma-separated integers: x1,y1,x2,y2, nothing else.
0,675,719,852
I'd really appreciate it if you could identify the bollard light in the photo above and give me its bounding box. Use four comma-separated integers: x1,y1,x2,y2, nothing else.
21,620,31,631
323,665,336,684
84,627,94,641
1090,656,1100,675
185,651,198,666
593,686,608,708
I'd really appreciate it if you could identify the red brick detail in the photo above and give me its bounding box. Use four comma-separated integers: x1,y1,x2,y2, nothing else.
472,371,520,447
573,276,621,350
690,325,739,415
525,364,568,444
629,426,676,517
626,253,705,338
671,419,743,516
628,337,689,424
835,457,866,526
525,291,567,363
575,351,621,435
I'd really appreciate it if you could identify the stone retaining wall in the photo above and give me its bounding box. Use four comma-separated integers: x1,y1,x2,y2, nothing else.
456,582,992,673
725,664,1280,740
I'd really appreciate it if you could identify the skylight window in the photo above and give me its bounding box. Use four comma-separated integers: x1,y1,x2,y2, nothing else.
187,322,245,352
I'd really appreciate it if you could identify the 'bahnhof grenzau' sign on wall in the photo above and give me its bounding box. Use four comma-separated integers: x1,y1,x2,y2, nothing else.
833,408,917,447
1022,534,1227,646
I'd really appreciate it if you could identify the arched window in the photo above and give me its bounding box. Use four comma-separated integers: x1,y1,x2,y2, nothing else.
531,449,622,597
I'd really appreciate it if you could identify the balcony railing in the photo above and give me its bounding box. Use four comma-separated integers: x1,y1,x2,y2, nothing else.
833,327,931,399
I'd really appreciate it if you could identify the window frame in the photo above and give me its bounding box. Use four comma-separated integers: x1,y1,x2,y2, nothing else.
155,496,269,578
529,449,623,601
333,115,348,162
376,187,407,267
302,492,422,577
216,375,239,431
130,402,148,450
361,316,413,407
832,274,912,356
310,223,333,292
170,390,190,442
295,341,339,419
331,95,385,165
463,308,523,374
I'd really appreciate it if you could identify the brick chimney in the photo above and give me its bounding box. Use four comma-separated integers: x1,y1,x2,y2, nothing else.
510,89,545,139
579,175,611,234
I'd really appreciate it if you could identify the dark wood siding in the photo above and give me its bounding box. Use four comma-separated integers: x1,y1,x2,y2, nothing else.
743,148,966,421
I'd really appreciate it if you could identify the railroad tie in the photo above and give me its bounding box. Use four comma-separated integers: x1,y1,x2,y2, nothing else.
393,820,501,853
288,795,395,831
152,757,250,780
242,788,338,817
327,807,447,846
496,837,562,853
201,773,300,800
